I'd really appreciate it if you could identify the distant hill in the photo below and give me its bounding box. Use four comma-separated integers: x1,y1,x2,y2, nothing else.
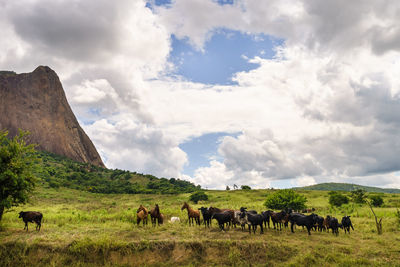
293,182,400,194
34,151,200,194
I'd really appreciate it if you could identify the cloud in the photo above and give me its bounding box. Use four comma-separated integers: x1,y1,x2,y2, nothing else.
2,0,400,189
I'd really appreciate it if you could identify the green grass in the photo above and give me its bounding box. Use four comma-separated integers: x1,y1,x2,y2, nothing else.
1,187,400,266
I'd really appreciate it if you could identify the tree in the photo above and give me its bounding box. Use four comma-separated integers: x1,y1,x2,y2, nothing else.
264,189,307,211
226,186,230,191
0,130,38,221
328,191,349,207
189,191,208,204
351,189,366,204
241,185,251,190
369,195,384,207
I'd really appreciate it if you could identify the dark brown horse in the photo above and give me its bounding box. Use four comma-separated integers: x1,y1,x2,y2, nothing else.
181,202,200,226
150,204,165,226
209,206,235,226
137,205,149,226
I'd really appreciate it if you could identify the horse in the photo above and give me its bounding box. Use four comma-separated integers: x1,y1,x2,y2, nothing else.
209,206,234,227
181,202,200,226
137,205,149,226
149,204,164,226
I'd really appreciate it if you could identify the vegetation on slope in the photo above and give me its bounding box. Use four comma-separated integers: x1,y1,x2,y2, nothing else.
293,182,400,194
34,151,200,194
1,187,400,266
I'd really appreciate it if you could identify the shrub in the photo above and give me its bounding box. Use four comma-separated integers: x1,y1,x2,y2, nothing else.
189,191,208,204
370,195,384,207
241,185,251,190
351,189,366,204
328,191,349,207
264,189,307,210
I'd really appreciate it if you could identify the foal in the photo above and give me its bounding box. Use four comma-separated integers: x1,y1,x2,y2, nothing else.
181,202,200,226
137,205,149,226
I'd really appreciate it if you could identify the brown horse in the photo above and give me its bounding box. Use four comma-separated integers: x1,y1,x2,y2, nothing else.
137,205,149,226
181,202,200,226
150,204,165,226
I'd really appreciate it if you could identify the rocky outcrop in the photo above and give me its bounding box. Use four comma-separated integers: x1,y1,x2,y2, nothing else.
0,66,105,167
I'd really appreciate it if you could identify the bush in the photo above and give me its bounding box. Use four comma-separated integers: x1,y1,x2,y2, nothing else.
264,189,307,211
189,191,208,204
370,195,384,207
241,185,251,190
351,189,366,204
328,191,349,207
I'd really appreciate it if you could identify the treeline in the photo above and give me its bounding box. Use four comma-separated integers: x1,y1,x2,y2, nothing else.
34,151,200,194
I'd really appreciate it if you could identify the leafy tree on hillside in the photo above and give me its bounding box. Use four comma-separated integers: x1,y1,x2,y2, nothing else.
189,191,208,204
370,195,384,207
351,189,367,204
0,130,38,221
226,186,230,191
264,189,307,211
241,185,251,190
328,191,349,207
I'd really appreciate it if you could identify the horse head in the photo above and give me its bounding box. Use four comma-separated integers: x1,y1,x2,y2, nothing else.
181,202,188,211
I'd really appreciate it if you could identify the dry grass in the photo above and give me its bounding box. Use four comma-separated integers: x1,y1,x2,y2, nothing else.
1,187,400,266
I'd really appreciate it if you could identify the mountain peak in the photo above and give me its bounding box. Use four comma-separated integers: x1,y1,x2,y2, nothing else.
0,66,105,167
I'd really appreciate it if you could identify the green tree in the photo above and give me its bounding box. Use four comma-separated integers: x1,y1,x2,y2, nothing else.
369,195,384,207
328,191,349,207
351,189,366,204
226,186,230,191
241,185,251,190
264,189,307,211
0,130,38,221
189,191,208,204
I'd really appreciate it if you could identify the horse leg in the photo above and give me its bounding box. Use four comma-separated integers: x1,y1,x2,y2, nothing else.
260,224,264,234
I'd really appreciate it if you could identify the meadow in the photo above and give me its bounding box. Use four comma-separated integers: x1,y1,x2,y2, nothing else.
1,187,400,266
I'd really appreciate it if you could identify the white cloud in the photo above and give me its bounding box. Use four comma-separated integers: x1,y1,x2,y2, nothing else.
2,0,400,189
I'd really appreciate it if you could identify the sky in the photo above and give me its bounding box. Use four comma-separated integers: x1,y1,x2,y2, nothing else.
1,0,400,189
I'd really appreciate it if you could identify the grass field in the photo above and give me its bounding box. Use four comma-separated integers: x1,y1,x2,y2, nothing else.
1,187,400,266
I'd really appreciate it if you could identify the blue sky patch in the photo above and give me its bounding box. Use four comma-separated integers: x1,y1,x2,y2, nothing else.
169,29,282,85
179,132,239,176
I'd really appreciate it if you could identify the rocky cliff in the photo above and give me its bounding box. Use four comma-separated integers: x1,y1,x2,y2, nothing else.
0,66,105,167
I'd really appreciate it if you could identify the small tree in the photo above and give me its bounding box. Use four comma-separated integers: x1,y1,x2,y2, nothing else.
351,189,366,204
189,191,208,204
264,189,307,211
369,195,384,207
0,130,38,221
226,186,230,191
241,185,251,190
328,191,349,207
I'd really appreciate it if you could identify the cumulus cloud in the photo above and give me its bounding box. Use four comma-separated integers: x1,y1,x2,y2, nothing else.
2,0,400,189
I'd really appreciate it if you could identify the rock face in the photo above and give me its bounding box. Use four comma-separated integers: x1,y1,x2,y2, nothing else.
0,66,105,167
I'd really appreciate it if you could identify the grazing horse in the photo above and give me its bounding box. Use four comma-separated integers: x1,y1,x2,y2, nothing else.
261,210,273,229
137,205,149,226
341,216,354,234
289,213,318,235
19,211,43,231
270,210,287,230
240,211,264,234
209,206,234,227
181,202,200,226
150,204,164,226
198,207,212,227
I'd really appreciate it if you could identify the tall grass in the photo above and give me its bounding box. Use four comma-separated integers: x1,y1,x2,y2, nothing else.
1,186,400,266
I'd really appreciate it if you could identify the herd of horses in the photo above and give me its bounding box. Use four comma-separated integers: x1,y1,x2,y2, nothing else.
136,202,354,236
18,202,354,236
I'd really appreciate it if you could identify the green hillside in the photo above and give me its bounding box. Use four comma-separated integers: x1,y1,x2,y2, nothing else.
34,151,200,194
293,182,400,193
